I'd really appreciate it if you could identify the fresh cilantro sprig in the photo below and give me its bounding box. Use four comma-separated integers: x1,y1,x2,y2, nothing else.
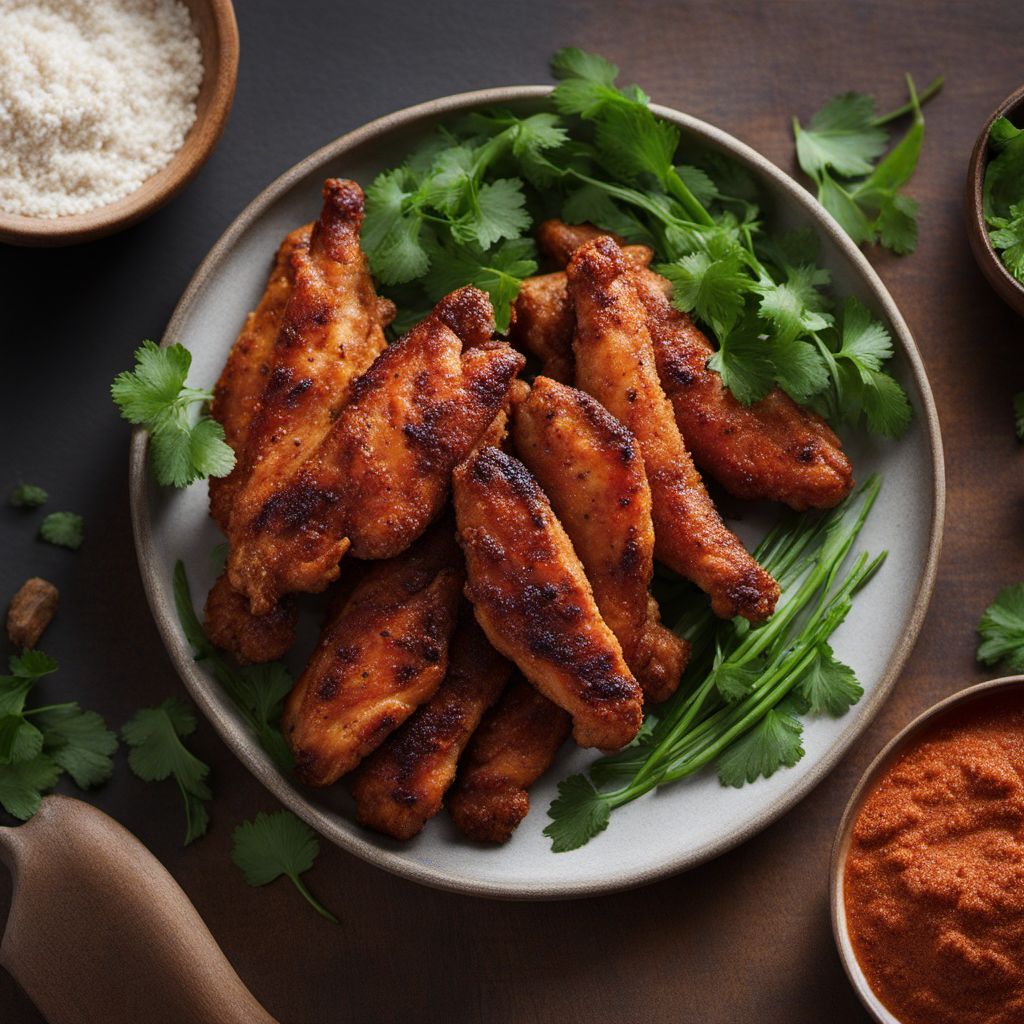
545,478,883,852
39,511,84,551
983,117,1024,284
793,75,943,254
112,341,235,488
122,698,212,845
173,560,294,772
231,811,339,924
0,651,117,821
977,584,1024,672
9,483,47,508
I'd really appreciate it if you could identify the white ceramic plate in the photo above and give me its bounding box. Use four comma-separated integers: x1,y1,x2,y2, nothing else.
130,87,944,899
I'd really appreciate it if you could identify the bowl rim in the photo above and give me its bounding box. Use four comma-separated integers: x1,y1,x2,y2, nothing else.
829,673,1024,1024
0,0,239,247
965,83,1024,305
129,84,946,900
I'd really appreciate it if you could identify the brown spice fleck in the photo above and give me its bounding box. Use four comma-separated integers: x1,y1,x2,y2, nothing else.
6,577,59,648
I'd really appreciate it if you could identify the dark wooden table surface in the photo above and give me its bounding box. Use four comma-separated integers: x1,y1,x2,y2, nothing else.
2,1,1022,1021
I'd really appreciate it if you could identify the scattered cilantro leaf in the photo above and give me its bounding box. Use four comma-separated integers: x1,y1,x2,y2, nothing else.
796,642,863,716
37,706,118,788
717,697,806,787
543,773,611,852
8,483,47,508
173,561,294,771
39,512,83,551
793,92,888,179
0,754,61,820
122,698,211,844
111,341,235,489
231,811,339,923
977,584,1024,672
657,250,751,336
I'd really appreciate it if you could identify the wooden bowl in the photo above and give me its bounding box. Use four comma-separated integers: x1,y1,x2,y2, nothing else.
830,675,1024,1023
0,0,238,247
965,83,1024,315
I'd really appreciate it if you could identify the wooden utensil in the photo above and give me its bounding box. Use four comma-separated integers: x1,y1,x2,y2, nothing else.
0,795,277,1024
0,0,239,247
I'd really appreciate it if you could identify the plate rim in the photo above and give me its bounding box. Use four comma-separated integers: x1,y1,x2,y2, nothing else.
129,85,946,900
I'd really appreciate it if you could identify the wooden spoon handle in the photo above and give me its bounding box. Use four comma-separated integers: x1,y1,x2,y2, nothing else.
0,795,277,1024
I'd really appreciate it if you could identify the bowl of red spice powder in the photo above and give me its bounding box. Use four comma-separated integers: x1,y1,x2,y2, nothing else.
831,677,1024,1024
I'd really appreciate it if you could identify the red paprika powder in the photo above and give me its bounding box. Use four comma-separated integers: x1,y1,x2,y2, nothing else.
844,692,1024,1024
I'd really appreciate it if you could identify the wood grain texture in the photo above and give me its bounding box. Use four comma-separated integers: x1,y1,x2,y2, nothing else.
2,0,1023,1021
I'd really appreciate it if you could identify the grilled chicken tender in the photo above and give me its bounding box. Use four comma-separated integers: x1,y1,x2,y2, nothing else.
452,445,643,750
511,377,689,702
537,220,854,510
208,223,312,530
447,679,571,844
282,523,463,788
227,286,524,615
567,236,779,622
351,609,512,840
202,573,297,665
509,246,651,382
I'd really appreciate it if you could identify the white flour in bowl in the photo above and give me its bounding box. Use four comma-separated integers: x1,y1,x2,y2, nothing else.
0,0,203,218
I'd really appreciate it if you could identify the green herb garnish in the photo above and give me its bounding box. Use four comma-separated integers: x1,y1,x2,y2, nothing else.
112,341,235,488
984,117,1024,284
8,483,47,508
793,75,943,254
361,48,911,436
231,811,339,924
544,477,884,852
172,561,294,772
39,511,83,550
0,651,116,821
122,698,212,845
977,584,1024,673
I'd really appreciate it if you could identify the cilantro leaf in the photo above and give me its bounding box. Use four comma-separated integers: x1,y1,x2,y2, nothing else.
122,698,211,844
987,200,1024,283
543,773,611,852
39,512,83,551
708,322,779,406
172,561,294,771
37,706,118,788
363,169,430,285
977,584,1024,672
0,754,61,820
984,124,1024,224
8,650,58,681
550,47,621,117
231,811,339,923
112,341,235,489
796,642,863,716
458,177,531,249
717,697,805,787
657,250,751,336
755,265,831,345
714,660,764,702
8,483,47,508
794,92,887,179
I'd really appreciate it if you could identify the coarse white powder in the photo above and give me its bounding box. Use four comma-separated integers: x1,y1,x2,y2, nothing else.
0,0,203,218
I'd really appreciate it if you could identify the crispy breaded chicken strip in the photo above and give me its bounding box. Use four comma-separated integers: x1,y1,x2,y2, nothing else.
538,220,854,510
227,286,524,614
568,236,779,622
282,522,463,787
634,272,855,510
447,679,570,844
511,377,689,702
508,246,651,382
351,608,512,840
208,223,312,529
452,445,643,750
202,573,297,665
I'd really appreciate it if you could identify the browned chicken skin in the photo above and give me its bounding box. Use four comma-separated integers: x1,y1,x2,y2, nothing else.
567,236,779,622
282,522,464,787
227,286,524,615
202,574,297,665
447,678,571,844
452,445,643,750
208,223,312,530
534,220,854,511
511,377,688,702
350,607,512,840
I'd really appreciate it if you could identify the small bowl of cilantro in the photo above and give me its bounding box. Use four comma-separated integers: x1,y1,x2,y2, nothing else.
967,84,1024,315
